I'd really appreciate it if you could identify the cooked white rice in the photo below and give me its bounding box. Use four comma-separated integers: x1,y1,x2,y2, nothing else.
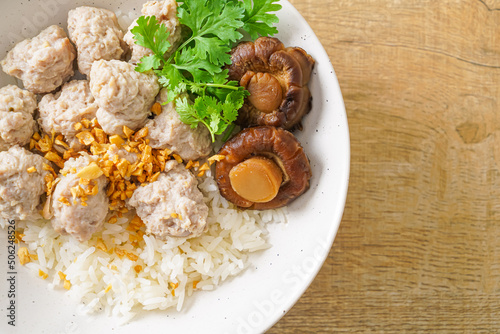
10,169,287,321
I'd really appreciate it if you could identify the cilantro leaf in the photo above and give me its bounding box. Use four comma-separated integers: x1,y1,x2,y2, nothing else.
175,96,201,126
192,37,232,66
242,0,281,39
201,1,245,44
223,91,246,124
158,65,184,90
174,47,223,79
178,0,244,65
173,89,248,142
210,113,222,135
136,55,163,72
189,82,206,95
207,76,246,102
132,16,171,72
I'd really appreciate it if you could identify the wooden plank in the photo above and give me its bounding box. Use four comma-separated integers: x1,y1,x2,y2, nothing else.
269,0,500,332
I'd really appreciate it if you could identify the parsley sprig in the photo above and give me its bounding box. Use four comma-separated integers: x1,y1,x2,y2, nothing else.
132,0,281,141
242,0,282,39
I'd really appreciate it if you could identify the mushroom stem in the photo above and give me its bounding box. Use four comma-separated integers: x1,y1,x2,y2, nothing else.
244,72,283,113
229,156,283,203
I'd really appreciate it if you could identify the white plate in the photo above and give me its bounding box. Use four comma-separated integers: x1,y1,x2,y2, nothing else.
0,1,350,333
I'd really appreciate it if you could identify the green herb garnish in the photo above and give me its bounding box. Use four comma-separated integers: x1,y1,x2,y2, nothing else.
132,0,282,141
242,0,282,39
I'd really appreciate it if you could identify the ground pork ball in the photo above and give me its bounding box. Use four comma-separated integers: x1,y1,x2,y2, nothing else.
0,85,37,151
0,146,49,221
127,160,208,238
90,59,159,135
51,155,109,242
38,80,98,149
146,89,211,161
68,6,128,76
1,25,76,94
124,0,182,64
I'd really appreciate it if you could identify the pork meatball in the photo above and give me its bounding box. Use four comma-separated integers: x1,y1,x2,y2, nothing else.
0,85,37,151
90,60,159,135
146,89,211,161
68,6,128,76
1,25,76,94
51,155,109,242
127,160,208,238
124,0,182,64
0,146,49,221
38,80,98,149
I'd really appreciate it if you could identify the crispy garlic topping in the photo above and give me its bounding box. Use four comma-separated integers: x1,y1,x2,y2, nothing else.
31,116,218,213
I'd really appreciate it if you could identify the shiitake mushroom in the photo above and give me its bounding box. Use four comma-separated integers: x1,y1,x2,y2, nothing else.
227,37,315,130
215,126,312,210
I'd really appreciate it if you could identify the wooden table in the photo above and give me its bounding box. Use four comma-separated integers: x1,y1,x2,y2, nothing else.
270,0,500,332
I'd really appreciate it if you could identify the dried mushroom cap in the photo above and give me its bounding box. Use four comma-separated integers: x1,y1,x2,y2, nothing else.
216,126,312,210
227,37,315,130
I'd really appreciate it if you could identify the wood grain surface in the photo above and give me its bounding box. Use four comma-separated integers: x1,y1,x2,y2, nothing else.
269,0,500,332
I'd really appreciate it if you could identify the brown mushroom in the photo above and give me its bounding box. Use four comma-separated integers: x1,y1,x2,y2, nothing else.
227,37,315,130
216,126,312,210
